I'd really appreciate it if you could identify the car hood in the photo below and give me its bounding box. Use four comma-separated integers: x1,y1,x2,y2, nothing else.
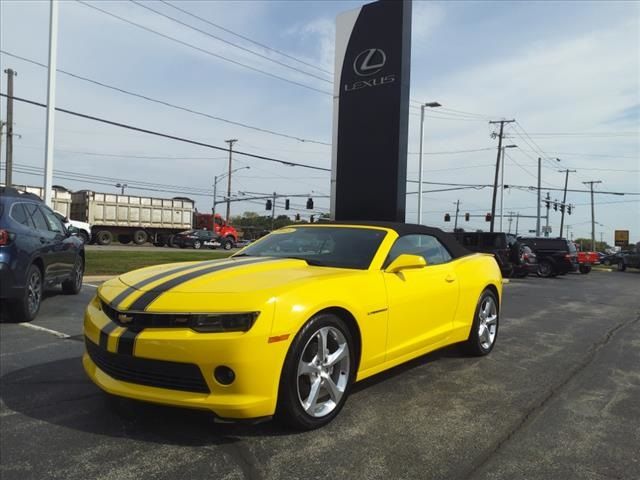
116,256,356,295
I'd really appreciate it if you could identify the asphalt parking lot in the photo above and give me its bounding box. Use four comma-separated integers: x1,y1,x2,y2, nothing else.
1,271,639,480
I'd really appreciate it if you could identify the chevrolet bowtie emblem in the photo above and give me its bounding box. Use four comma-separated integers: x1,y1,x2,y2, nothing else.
118,313,134,324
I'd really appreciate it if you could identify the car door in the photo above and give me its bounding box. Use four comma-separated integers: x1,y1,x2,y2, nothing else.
383,234,460,362
23,202,61,281
39,204,75,279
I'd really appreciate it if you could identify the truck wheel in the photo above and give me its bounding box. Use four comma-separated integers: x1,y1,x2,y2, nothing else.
133,230,148,245
223,237,234,250
579,265,592,274
537,260,554,278
617,262,626,272
96,230,112,246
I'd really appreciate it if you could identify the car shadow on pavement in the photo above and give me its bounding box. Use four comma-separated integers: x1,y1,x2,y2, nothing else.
0,356,292,445
1,344,466,444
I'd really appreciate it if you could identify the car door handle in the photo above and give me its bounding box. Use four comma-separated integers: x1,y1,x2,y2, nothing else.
445,274,456,283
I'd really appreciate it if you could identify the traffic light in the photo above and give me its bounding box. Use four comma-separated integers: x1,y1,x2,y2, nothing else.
310,215,315,223
568,205,572,215
265,199,272,210
306,198,314,210
285,199,290,210
485,213,492,222
545,200,550,209
553,202,558,211
295,213,300,221
444,213,451,222
560,204,565,213
465,213,470,221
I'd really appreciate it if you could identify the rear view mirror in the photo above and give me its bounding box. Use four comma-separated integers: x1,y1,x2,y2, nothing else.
385,254,427,273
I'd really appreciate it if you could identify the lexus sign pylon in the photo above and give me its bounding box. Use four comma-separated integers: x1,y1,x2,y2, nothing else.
330,0,412,222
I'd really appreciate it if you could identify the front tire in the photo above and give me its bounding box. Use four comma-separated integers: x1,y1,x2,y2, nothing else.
276,313,355,430
579,265,592,274
193,241,202,249
462,289,499,356
537,260,555,278
223,238,234,250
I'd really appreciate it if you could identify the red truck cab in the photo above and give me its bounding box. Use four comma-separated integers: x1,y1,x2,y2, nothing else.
194,213,238,250
574,243,599,274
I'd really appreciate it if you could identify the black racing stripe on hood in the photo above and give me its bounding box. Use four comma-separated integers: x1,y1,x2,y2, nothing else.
110,260,222,308
126,257,276,312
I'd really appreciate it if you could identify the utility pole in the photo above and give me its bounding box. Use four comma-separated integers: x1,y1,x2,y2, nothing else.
544,192,551,237
499,144,517,231
43,0,59,207
4,68,17,187
488,119,515,232
583,180,602,251
0,121,5,177
212,175,218,218
536,158,542,236
558,167,575,239
224,139,237,223
507,212,513,233
271,192,277,230
515,212,520,236
453,199,460,230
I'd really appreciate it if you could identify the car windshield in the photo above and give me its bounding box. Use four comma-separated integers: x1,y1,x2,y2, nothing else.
235,226,387,269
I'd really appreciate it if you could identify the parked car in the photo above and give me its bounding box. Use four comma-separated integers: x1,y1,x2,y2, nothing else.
84,222,501,429
518,237,578,277
601,252,626,266
617,249,640,271
0,187,85,322
454,231,536,277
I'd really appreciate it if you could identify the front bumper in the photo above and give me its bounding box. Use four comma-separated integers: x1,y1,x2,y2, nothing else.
83,296,289,419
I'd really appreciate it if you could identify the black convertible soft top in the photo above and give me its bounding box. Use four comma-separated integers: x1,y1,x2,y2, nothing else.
321,221,471,259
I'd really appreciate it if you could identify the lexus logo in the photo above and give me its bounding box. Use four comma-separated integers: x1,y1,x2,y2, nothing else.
353,49,386,76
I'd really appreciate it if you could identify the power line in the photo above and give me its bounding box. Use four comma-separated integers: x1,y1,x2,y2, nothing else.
160,0,332,76
0,93,331,172
1,50,331,145
129,0,332,84
76,1,332,96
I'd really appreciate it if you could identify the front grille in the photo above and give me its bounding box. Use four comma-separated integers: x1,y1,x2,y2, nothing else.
86,338,210,393
101,299,186,329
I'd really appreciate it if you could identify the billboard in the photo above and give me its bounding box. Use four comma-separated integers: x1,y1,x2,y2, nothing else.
614,230,629,247
330,0,412,222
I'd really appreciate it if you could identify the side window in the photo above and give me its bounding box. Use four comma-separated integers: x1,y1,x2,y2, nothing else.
23,204,50,232
386,234,453,267
40,206,66,234
10,203,33,228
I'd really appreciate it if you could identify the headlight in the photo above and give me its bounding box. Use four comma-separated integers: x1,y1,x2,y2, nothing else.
187,312,259,333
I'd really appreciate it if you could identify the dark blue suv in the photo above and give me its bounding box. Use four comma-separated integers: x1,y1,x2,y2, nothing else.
0,187,85,322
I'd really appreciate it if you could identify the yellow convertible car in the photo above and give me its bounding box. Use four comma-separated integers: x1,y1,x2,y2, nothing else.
84,222,502,429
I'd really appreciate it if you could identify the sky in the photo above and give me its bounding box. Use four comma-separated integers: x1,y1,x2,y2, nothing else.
1,0,638,244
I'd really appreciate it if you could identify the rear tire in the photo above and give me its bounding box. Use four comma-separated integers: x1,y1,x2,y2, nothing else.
62,256,84,294
579,265,592,274
133,230,148,245
223,238,234,250
9,264,43,323
537,260,555,278
462,289,499,356
96,230,112,246
276,313,355,430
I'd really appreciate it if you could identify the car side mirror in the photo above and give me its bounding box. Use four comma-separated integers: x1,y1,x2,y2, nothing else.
385,254,427,273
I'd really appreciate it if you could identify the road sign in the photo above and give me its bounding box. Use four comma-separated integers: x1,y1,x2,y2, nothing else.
614,230,629,247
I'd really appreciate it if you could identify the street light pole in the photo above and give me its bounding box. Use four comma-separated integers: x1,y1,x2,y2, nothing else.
43,0,59,207
558,167,575,239
453,199,460,231
417,101,441,224
583,180,602,251
224,139,238,223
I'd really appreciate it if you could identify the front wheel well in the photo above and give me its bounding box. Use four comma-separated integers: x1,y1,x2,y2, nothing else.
314,307,362,373
484,283,500,307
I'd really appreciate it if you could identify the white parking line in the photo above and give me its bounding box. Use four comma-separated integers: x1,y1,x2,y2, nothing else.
18,322,71,339
84,283,99,288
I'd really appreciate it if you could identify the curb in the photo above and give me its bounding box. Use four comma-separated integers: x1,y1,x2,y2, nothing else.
83,275,115,283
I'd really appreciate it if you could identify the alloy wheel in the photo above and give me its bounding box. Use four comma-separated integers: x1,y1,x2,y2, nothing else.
477,296,498,350
296,326,350,418
27,270,42,316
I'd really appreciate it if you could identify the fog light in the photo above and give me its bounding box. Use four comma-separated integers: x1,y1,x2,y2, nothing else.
214,366,235,385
